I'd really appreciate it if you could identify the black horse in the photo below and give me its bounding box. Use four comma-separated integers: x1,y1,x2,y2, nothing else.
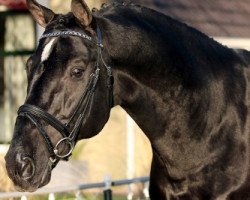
5,0,250,199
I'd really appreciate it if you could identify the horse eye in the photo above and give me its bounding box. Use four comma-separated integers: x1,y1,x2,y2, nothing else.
70,67,84,79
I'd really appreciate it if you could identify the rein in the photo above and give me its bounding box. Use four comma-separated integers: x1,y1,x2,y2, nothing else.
17,25,113,167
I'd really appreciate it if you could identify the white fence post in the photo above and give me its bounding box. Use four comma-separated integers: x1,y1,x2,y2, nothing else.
143,182,150,199
21,195,27,200
126,114,135,200
48,193,55,200
75,191,83,200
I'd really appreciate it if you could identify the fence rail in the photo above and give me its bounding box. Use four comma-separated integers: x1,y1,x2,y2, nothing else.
0,176,150,199
0,50,34,57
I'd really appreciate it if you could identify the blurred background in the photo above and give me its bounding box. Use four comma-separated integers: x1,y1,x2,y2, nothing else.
1,0,250,199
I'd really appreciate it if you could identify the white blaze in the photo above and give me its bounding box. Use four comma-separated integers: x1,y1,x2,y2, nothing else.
41,38,56,62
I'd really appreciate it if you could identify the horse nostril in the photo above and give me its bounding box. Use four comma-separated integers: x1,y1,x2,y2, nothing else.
17,156,35,180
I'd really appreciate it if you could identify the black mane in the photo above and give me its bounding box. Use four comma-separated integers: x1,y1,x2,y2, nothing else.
96,3,244,89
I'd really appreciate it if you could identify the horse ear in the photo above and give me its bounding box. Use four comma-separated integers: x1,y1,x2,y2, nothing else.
26,0,55,28
71,0,92,27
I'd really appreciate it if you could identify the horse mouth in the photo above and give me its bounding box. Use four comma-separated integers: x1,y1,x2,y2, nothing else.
14,167,51,192
6,157,52,192
39,162,52,187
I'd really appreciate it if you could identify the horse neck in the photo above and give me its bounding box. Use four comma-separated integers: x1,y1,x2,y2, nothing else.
112,70,167,141
97,15,170,140
96,8,241,142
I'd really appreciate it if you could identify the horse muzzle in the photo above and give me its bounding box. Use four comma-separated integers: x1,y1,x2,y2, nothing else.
5,148,50,192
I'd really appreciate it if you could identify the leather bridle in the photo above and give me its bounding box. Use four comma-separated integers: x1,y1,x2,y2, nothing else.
17,25,113,168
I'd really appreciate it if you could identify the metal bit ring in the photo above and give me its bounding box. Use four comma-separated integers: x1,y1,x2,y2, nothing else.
53,137,74,159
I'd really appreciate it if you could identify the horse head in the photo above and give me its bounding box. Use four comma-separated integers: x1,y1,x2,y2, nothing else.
5,0,113,191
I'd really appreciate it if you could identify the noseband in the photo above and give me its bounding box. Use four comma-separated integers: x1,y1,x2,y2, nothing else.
17,25,113,167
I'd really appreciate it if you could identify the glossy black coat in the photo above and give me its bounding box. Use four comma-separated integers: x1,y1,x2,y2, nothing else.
5,1,250,199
